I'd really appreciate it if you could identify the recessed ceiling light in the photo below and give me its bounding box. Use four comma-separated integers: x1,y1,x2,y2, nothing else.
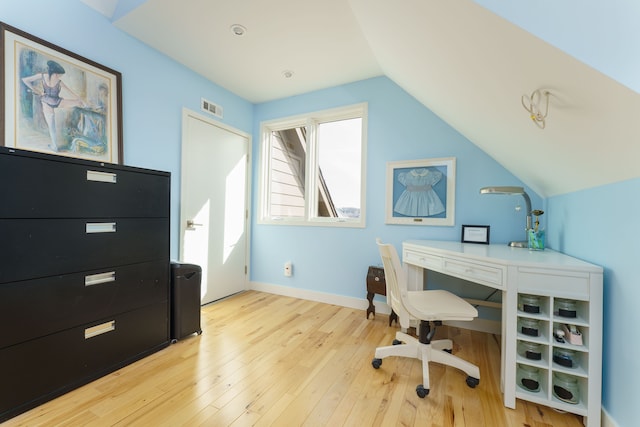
230,24,247,36
282,70,294,79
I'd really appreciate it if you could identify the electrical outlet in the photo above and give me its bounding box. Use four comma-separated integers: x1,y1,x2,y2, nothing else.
284,261,292,277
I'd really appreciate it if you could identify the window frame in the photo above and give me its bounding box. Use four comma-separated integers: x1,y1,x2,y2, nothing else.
258,103,367,228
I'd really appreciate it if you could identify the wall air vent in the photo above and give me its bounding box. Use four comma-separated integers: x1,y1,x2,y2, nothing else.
201,98,223,119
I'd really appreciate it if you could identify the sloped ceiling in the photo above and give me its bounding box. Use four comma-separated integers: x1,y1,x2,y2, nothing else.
91,0,640,197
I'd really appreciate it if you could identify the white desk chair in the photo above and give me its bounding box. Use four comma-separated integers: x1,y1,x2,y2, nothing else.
372,239,481,397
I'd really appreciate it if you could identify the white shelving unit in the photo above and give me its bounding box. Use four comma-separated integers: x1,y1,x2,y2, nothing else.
516,294,592,413
514,269,603,427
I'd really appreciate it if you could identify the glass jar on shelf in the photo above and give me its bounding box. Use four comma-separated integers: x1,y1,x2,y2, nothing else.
518,340,543,361
556,298,578,318
518,294,541,314
552,372,580,404
517,364,541,392
553,347,578,368
519,317,541,337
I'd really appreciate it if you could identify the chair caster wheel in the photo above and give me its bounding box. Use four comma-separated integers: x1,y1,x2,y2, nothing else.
416,384,429,398
466,376,480,388
392,339,402,345
372,358,382,369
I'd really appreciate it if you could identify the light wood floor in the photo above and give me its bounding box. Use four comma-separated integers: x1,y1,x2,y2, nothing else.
7,291,586,426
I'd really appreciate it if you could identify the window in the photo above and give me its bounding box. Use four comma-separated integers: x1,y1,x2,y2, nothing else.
259,103,367,227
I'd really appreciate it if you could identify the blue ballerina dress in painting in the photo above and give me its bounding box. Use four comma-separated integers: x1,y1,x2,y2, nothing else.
394,168,445,217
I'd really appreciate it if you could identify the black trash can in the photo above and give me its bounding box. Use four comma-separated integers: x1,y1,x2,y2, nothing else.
170,262,203,342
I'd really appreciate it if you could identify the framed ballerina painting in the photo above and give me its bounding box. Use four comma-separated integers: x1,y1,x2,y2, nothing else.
1,22,123,164
385,157,456,226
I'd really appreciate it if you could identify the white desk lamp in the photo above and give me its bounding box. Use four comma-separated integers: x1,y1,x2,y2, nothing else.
480,186,532,248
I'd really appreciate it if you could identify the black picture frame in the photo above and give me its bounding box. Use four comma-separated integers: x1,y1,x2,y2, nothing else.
1,22,123,164
461,225,490,244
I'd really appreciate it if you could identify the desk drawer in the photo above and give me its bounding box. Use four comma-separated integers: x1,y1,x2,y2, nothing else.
517,268,590,298
443,258,505,288
404,250,443,271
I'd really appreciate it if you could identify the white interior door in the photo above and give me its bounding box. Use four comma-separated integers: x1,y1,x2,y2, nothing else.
180,110,250,304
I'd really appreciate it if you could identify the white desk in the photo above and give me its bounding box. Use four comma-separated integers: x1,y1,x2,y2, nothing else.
403,240,603,427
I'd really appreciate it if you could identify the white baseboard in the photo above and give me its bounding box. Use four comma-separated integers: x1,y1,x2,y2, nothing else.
250,281,500,335
250,281,371,311
602,407,618,427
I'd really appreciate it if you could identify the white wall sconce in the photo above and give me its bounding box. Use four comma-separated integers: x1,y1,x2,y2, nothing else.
521,89,550,129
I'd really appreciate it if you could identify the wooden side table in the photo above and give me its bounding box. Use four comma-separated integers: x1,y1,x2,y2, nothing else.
366,266,398,326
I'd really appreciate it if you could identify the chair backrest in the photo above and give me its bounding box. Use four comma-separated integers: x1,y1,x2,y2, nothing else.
376,238,411,328
377,239,478,324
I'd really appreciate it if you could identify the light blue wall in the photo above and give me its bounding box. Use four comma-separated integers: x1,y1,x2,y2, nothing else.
2,0,253,259
548,179,640,427
251,76,542,300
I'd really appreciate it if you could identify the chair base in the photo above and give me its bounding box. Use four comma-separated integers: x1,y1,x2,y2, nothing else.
373,329,480,396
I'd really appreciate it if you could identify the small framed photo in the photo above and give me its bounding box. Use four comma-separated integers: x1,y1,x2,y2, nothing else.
461,225,490,244
385,157,456,226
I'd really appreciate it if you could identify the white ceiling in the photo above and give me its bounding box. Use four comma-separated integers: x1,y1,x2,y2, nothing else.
94,0,640,197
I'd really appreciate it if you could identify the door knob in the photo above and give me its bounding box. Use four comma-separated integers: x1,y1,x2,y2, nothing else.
186,219,203,229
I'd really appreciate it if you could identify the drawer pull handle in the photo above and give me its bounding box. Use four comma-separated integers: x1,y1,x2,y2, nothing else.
86,222,116,233
85,271,116,286
85,320,116,339
87,170,117,183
